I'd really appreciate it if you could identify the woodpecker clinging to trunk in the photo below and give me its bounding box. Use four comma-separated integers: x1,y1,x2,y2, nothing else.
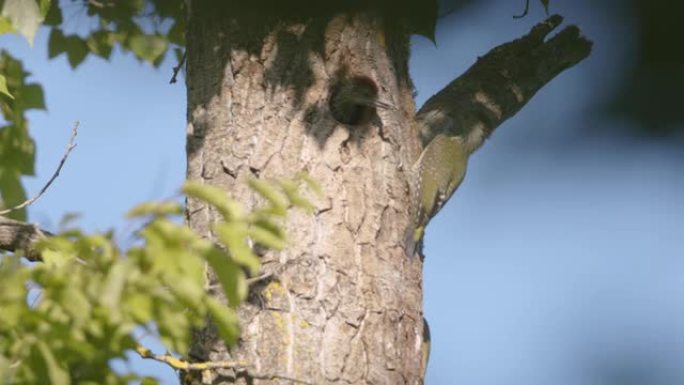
406,107,491,255
409,133,469,251
422,317,431,378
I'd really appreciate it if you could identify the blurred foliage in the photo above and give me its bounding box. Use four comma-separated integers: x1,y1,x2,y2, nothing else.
0,176,318,384
0,51,43,221
607,0,684,136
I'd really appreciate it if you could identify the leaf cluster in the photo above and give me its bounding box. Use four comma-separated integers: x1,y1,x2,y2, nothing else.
0,51,45,221
0,177,318,384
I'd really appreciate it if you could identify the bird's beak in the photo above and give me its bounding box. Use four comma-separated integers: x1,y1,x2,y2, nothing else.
372,99,395,110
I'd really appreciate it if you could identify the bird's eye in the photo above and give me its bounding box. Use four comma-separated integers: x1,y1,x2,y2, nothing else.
328,76,380,126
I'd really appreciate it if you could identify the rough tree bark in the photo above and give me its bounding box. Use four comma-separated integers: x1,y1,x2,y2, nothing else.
181,3,591,383
185,3,423,384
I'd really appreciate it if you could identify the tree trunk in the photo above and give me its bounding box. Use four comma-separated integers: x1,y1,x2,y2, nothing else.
182,2,592,383
185,3,425,384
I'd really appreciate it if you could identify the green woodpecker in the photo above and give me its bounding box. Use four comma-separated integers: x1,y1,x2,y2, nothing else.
422,317,431,378
408,133,469,254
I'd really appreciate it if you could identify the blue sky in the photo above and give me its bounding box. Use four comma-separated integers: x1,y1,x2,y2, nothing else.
1,0,683,384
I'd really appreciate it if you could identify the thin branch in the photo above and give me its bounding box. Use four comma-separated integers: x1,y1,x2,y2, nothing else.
513,0,530,19
135,346,315,385
0,216,52,261
135,346,248,371
0,122,79,215
416,15,592,150
169,50,187,84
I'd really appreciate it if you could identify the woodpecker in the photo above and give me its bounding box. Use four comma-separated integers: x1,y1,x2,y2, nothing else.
329,76,393,125
407,133,469,254
422,317,431,378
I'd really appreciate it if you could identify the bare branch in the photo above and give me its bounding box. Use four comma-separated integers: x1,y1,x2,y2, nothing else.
0,122,79,216
417,15,592,151
170,50,187,84
513,0,531,19
0,216,52,261
136,346,315,385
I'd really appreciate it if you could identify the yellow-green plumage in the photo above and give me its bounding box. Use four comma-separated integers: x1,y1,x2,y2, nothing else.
422,317,431,377
410,134,469,249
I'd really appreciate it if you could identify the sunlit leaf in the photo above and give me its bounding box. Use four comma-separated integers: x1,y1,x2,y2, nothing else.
140,377,159,385
204,248,247,305
249,178,288,215
183,181,245,220
0,16,15,35
127,201,183,218
0,0,43,45
86,31,114,60
248,225,288,250
129,34,168,64
214,222,260,275
0,74,12,99
37,341,70,385
100,263,127,314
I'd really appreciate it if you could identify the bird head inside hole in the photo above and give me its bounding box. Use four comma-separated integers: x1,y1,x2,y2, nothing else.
329,76,393,125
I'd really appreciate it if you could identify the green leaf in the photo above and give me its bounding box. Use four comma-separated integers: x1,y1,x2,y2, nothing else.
298,172,323,197
0,169,28,220
127,201,183,218
43,0,62,26
0,0,43,45
278,178,313,212
166,275,205,307
40,248,72,267
60,285,91,325
0,125,37,175
100,263,127,313
0,74,12,99
37,341,70,385
0,16,15,35
249,178,288,215
183,181,245,220
16,83,45,110
48,28,66,59
125,292,153,323
129,34,168,64
248,224,288,250
64,35,89,68
140,377,159,385
204,248,246,305
86,31,114,59
167,20,185,46
36,0,51,18
400,0,438,43
540,0,550,14
214,222,260,275
205,297,240,345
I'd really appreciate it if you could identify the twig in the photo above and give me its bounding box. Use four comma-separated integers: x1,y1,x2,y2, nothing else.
135,346,248,371
246,271,273,286
135,346,316,384
169,50,187,84
0,122,79,215
513,0,530,19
